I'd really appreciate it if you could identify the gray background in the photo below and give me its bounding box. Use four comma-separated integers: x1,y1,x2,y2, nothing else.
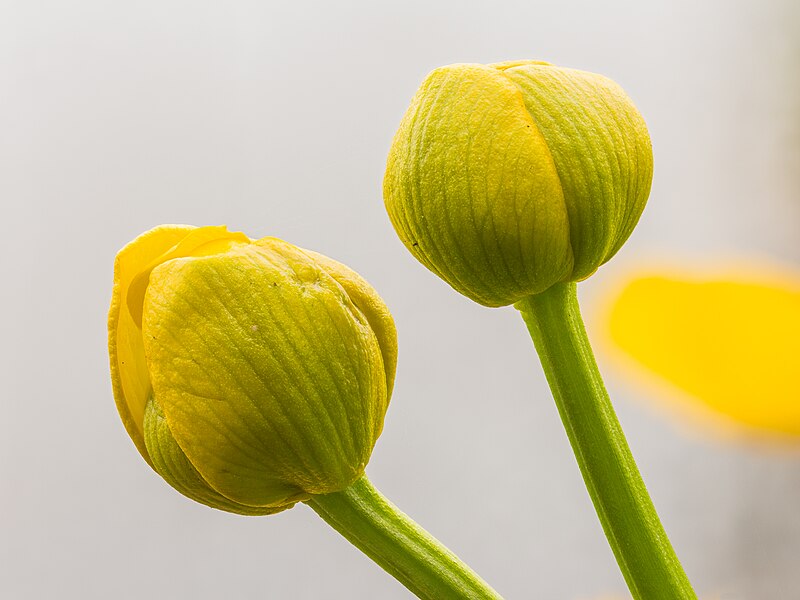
2,1,799,598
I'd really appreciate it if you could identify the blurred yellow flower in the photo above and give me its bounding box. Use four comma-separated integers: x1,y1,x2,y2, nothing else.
599,264,800,438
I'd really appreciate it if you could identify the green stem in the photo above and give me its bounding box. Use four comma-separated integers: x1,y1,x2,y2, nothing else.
516,282,696,600
306,475,502,600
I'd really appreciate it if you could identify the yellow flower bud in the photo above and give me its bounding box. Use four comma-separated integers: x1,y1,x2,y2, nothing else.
109,225,396,515
384,60,653,307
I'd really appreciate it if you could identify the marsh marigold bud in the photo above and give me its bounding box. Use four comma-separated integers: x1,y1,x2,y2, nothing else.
109,225,396,515
384,60,653,306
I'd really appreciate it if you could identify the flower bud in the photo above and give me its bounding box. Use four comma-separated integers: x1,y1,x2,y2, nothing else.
384,60,653,306
109,225,396,515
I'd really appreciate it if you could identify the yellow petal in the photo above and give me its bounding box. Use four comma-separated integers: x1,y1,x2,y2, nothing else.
109,225,249,463
143,392,289,515
126,225,249,328
602,268,800,437
291,245,398,401
109,225,196,464
383,63,573,307
499,62,652,280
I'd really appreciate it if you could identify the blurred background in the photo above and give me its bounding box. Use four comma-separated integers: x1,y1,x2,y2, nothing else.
2,1,798,598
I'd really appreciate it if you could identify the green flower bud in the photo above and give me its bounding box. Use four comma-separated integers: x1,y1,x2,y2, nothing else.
384,60,653,307
109,225,396,515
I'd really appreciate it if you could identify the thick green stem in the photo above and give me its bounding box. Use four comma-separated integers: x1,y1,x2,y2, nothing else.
516,282,696,600
306,475,502,600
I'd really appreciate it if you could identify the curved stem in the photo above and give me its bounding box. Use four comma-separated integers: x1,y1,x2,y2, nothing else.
516,282,696,600
306,475,502,600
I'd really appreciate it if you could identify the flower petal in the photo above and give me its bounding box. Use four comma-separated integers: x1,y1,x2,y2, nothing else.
290,245,398,400
109,225,197,463
110,225,251,464
603,270,800,437
383,63,572,307
126,225,249,328
500,63,653,280
143,392,290,515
